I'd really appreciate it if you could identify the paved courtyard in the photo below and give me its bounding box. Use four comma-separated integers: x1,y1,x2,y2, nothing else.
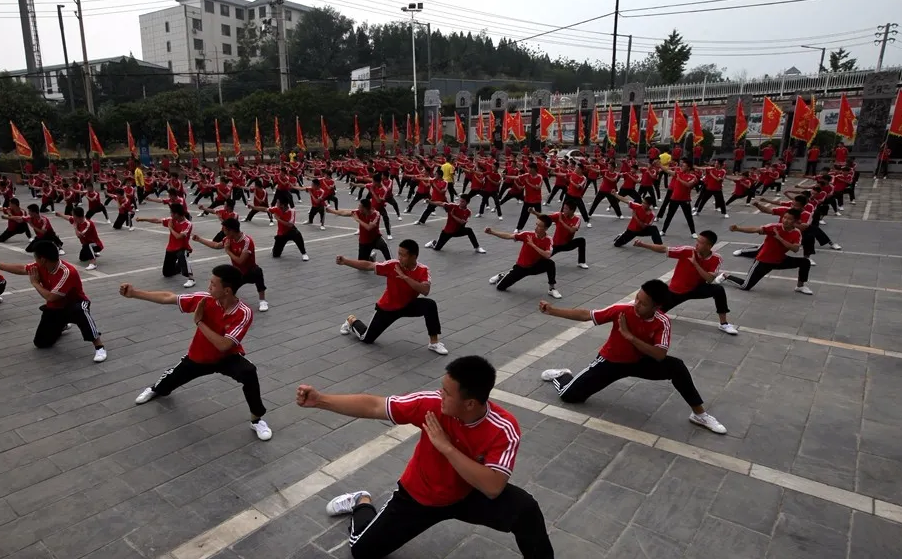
0,175,901,559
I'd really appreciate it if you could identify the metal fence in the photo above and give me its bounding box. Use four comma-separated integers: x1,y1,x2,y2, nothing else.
477,67,902,112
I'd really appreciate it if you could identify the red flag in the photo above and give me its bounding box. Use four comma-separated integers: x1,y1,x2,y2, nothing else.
392,115,399,144
214,119,222,155
671,102,688,143
353,115,361,149
42,122,60,159
166,122,179,157
735,99,749,142
455,112,466,143
414,113,421,145
557,110,563,144
254,118,262,154
489,112,496,141
231,118,241,156
590,107,599,143
691,104,704,146
890,90,902,138
577,110,585,144
426,115,435,145
187,121,196,154
645,105,658,144
516,111,527,141
790,96,818,145
406,114,412,145
606,106,617,147
126,122,137,158
274,117,282,149
295,117,306,151
539,108,555,141
502,111,510,141
10,121,32,159
476,112,485,141
88,123,105,157
761,97,783,137
836,94,856,141
628,106,640,145
320,116,331,149
379,117,386,143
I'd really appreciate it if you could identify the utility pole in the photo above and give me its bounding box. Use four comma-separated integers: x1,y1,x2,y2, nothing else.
623,35,632,86
73,0,95,115
800,45,826,74
426,22,432,85
875,23,898,71
609,0,619,90
401,3,423,113
272,0,288,93
18,0,41,90
57,4,75,110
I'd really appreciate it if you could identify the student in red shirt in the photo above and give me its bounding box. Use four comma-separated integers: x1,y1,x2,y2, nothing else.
0,198,33,244
588,167,623,217
327,198,391,262
515,163,545,233
538,279,726,433
693,159,729,218
475,162,503,220
54,207,103,270
300,178,328,230
123,265,271,441
833,142,848,165
135,204,197,287
193,218,268,312
732,144,745,174
761,142,775,165
658,159,698,238
530,200,589,269
612,194,661,247
22,204,65,254
335,238,448,354
485,214,561,299
0,241,107,362
714,209,812,294
875,143,891,179
244,179,274,226
805,145,821,176
248,198,309,261
300,356,552,558
424,194,485,254
633,230,738,334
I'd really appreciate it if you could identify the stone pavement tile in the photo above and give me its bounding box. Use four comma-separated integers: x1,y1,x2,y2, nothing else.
48,423,152,472
0,458,61,500
547,528,611,557
0,428,87,475
554,481,642,548
766,514,847,559
532,442,619,498
685,516,770,559
856,452,902,506
155,448,264,508
229,505,324,559
124,507,212,558
117,450,199,494
5,455,125,516
522,482,575,526
444,535,520,559
81,538,145,559
860,418,902,462
302,418,390,462
780,490,852,534
708,472,783,535
110,423,210,471
285,543,339,559
632,475,719,545
227,447,327,505
602,443,674,494
4,543,55,559
605,525,685,559
849,510,902,559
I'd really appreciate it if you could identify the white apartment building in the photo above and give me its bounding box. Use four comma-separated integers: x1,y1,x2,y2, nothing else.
139,0,311,84
6,56,168,102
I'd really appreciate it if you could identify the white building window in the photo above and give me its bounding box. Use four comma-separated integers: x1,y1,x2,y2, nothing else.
285,9,291,21
220,4,229,17
235,8,244,20
248,9,254,20
166,41,171,53
222,43,232,55
196,58,206,71
192,18,202,31
165,21,170,32
168,61,173,70
204,0,214,13
258,6,265,17
221,24,231,36
194,38,204,51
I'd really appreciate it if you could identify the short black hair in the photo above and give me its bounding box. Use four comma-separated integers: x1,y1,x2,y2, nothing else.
27,203,39,213
785,208,801,220
460,192,473,203
170,203,185,216
537,214,552,227
222,217,241,232
73,207,85,218
9,197,19,206
225,199,236,209
641,279,671,308
562,199,576,211
794,195,808,205
446,355,496,404
212,264,243,294
698,230,717,245
398,238,419,257
32,240,60,262
359,198,372,210
642,196,655,206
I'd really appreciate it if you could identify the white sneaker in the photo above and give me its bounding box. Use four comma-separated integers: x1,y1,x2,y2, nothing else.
745,202,751,206
0,296,3,303
425,240,436,249
654,217,659,222
723,213,730,219
387,235,393,240
427,342,449,355
835,211,842,217
339,320,351,335
712,273,727,285
475,213,483,218
692,209,698,216
183,279,196,288
718,323,739,335
808,258,817,266
691,233,699,239
197,211,205,217
498,216,503,221
851,200,857,205
475,247,486,254
128,226,135,231
86,263,97,270
369,250,377,261
135,387,156,404
830,243,842,251
732,249,743,256
689,412,727,434
661,231,666,236
513,229,520,234
795,285,814,295
105,219,111,225
618,215,625,220
258,301,269,312
302,254,310,261
320,225,326,231
838,206,845,211
605,207,611,212
578,263,589,269
326,491,371,516
548,288,562,299
93,347,107,362
541,368,571,381
586,222,592,228
489,273,503,285
268,221,274,226
58,249,65,256
62,323,73,332
250,419,273,441
819,220,826,225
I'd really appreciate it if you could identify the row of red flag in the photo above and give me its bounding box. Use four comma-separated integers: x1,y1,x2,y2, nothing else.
7,92,891,159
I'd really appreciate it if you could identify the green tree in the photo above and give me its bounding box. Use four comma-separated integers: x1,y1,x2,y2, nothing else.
828,48,858,73
56,62,100,112
680,64,726,84
94,56,176,105
655,30,692,84
0,76,59,157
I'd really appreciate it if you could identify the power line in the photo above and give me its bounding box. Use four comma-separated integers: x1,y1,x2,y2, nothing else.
621,0,814,18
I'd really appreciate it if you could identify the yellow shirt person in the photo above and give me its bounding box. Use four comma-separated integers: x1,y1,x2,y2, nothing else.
441,161,454,182
134,166,145,188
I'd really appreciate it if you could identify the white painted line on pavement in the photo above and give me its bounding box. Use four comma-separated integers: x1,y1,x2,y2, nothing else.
719,270,902,294
863,200,873,221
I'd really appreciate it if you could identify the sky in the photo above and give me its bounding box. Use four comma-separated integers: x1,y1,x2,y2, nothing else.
1,0,900,81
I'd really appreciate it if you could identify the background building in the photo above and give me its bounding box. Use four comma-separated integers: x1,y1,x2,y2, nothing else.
6,56,167,102
139,0,311,84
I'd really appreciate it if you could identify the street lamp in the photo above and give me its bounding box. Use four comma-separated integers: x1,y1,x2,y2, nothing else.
401,3,423,112
800,45,826,74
